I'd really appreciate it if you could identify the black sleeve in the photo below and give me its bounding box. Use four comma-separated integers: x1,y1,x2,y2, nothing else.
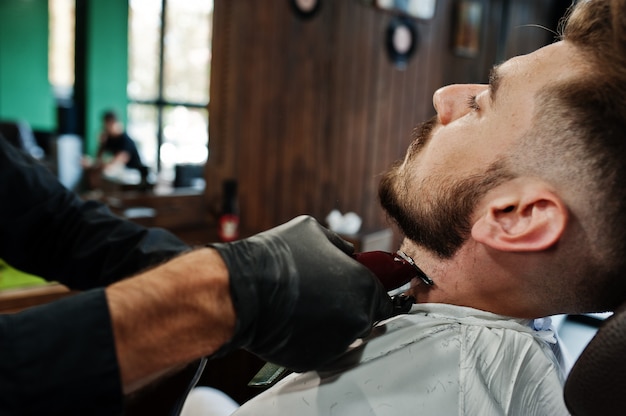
0,289,124,415
0,135,190,289
119,133,136,154
119,133,143,169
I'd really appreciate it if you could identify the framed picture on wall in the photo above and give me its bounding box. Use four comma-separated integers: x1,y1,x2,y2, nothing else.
452,0,483,58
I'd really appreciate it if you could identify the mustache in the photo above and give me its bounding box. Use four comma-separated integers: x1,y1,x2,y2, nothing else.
406,116,439,159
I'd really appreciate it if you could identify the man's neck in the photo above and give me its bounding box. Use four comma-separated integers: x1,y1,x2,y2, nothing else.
400,240,542,318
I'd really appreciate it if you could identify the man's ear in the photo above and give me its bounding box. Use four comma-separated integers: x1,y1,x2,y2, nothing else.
471,182,568,252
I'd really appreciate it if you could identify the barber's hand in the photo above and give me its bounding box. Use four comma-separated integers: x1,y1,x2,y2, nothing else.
210,215,394,372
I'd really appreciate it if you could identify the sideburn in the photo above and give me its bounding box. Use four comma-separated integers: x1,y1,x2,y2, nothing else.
379,161,514,259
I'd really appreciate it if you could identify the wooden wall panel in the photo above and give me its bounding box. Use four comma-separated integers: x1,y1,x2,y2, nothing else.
206,0,565,237
503,0,567,59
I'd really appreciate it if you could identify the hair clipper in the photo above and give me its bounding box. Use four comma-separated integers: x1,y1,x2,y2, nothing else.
353,250,434,314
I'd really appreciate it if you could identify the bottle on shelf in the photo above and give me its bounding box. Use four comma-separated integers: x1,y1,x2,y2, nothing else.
218,179,239,242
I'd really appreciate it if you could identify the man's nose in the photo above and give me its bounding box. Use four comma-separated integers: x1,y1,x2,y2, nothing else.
433,84,488,125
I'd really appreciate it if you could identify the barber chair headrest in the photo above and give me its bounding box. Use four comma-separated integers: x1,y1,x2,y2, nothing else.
564,303,626,415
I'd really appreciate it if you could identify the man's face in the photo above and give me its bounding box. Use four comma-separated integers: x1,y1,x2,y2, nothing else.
104,119,119,136
379,41,581,257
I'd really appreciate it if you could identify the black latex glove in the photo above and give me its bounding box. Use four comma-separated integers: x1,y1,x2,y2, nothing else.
210,215,395,372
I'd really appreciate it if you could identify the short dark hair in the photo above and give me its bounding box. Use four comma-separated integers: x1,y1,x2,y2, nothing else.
559,1,626,269
506,0,626,311
102,110,118,123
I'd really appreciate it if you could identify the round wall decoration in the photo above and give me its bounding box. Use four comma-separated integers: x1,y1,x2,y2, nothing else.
386,16,418,69
290,0,321,19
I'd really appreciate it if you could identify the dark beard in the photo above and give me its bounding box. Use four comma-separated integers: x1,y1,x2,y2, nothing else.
378,119,514,258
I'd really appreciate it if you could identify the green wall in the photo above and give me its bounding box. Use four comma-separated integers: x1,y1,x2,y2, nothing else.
0,0,56,131
76,0,129,156
0,0,129,155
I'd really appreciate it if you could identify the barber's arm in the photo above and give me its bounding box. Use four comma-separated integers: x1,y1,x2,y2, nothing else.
0,136,189,289
108,149,131,167
0,135,393,411
107,216,395,392
0,136,190,414
0,216,390,414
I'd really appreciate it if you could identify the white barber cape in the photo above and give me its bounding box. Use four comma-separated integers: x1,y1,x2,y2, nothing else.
234,303,570,416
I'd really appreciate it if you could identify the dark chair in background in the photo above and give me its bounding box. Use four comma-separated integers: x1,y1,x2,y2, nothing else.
0,119,83,191
174,163,205,189
564,302,626,415
0,120,44,159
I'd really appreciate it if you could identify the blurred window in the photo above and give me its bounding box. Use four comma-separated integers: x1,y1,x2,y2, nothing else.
128,0,213,176
49,0,75,99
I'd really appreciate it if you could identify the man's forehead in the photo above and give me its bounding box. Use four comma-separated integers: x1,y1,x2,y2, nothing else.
495,41,582,90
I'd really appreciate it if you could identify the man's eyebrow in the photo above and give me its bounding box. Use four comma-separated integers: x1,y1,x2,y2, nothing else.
488,64,502,104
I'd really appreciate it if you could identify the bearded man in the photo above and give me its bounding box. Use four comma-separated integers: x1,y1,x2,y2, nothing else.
225,1,626,415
